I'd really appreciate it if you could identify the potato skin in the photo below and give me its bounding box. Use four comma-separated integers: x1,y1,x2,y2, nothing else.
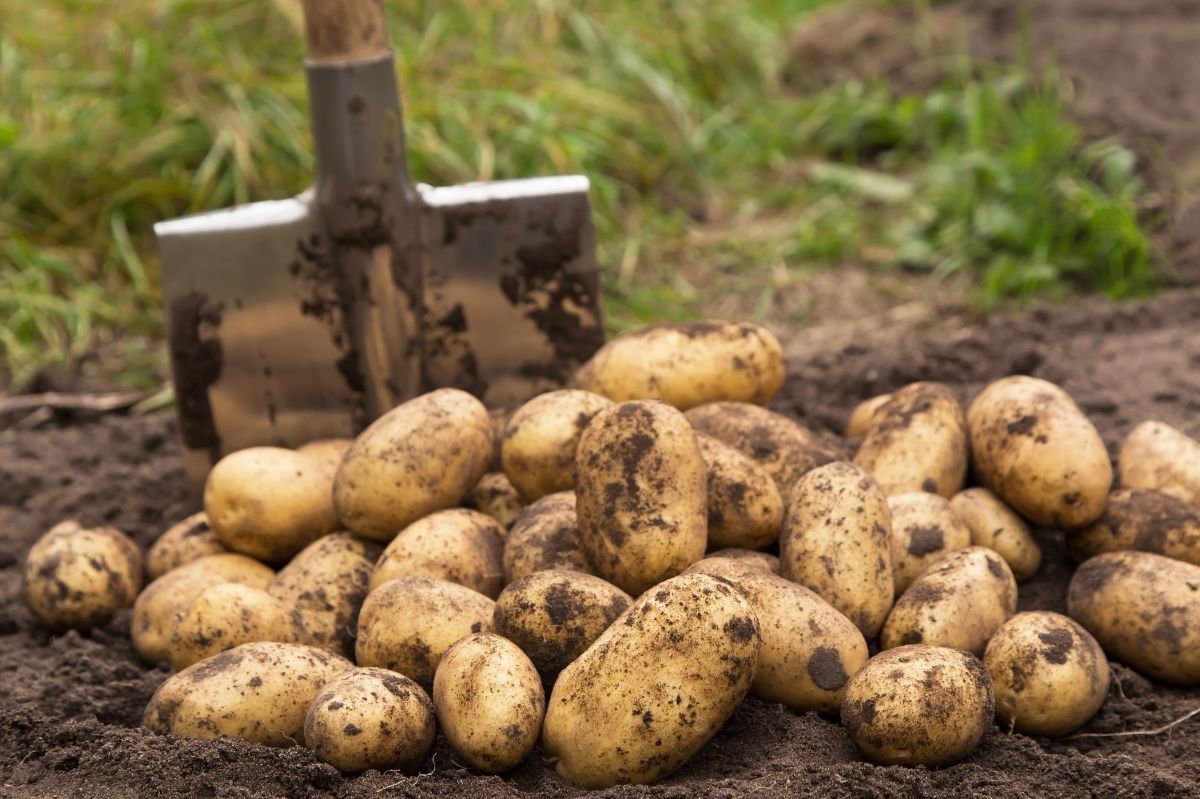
500,390,613,501
503,492,591,584
1068,551,1200,685
841,645,994,767
697,434,783,551
967,376,1112,528
168,583,299,671
297,438,353,472
1119,420,1200,507
334,388,494,540
542,574,761,789
433,633,545,773
573,321,785,410
371,509,505,598
144,641,352,746
1069,488,1200,567
24,521,142,630
951,488,1041,581
845,394,892,442
704,549,780,574
146,512,226,580
465,472,525,530
780,462,894,638
887,492,972,595
575,401,707,595
304,667,436,774
854,382,968,498
984,612,1109,737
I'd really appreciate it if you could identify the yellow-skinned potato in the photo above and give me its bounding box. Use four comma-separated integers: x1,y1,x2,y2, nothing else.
841,645,994,767
543,574,761,789
304,667,436,774
704,548,780,574
1068,551,1200,684
146,512,226,580
205,447,339,562
853,382,968,498
1068,488,1200,567
967,376,1112,528
355,575,494,689
492,570,632,678
573,320,785,410
780,462,893,638
503,492,590,583
433,633,545,773
575,401,707,595
24,520,142,630
168,583,299,670
697,434,782,551
334,388,493,540
465,472,525,530
888,492,971,595
844,393,892,442
144,641,352,746
500,389,613,501
984,612,1110,737
951,488,1042,581
371,509,505,598
1119,420,1200,507
881,546,1018,655
297,438,353,473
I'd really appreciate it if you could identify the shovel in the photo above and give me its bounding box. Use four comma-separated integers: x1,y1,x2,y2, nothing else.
155,0,606,491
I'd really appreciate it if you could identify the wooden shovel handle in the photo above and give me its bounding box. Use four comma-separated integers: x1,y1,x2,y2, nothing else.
302,0,390,63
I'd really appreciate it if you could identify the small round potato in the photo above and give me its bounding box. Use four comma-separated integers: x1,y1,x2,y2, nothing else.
704,548,780,573
168,582,299,670
304,667,436,773
841,645,994,767
951,488,1041,581
297,438,353,472
500,389,613,501
370,509,505,598
984,612,1110,737
1119,420,1200,507
334,388,494,540
464,472,525,529
697,434,782,551
1068,488,1200,567
887,492,972,595
146,512,226,580
433,633,545,773
844,393,892,442
24,520,142,630
503,492,590,583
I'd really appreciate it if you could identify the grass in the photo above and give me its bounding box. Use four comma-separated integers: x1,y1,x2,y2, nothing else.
0,0,1160,390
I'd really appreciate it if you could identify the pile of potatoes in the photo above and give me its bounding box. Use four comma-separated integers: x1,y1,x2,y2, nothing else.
22,319,1200,787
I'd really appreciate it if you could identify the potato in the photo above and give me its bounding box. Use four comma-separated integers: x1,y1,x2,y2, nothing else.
697,434,782,551
168,583,299,670
433,633,545,773
573,321,785,410
464,472,525,529
304,667,436,773
492,570,632,678
1068,551,1200,684
370,509,505,598
268,532,380,658
685,558,867,714
967,376,1111,528
844,393,892,442
984,611,1110,737
704,548,780,573
503,492,590,584
1068,488,1200,567
575,401,708,595
841,645,994,767
543,574,761,789
853,382,968,498
500,389,613,501
881,546,1018,655
24,520,142,630
355,575,494,689
144,641,352,746
205,447,339,562
297,438,353,472
334,388,494,540
887,492,971,595
1119,420,1200,507
146,512,226,580
780,462,894,638
951,488,1042,581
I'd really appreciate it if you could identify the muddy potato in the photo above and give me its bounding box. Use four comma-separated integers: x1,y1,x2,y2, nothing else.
304,667,436,773
841,645,994,767
492,570,632,678
984,612,1110,737
146,512,226,580
297,438,353,473
144,641,352,746
205,447,339,562
543,574,761,789
844,393,892,442
168,583,298,670
967,376,1112,528
704,548,780,573
503,492,591,583
697,434,783,551
576,401,707,595
433,633,545,773
24,520,142,630
780,462,894,638
951,488,1042,581
371,509,505,598
465,472,525,529
888,492,971,595
334,388,494,540
1068,551,1200,684
355,575,494,689
1068,488,1200,567
500,390,613,501
1119,420,1200,507
573,321,785,410
881,546,1018,655
854,382,968,498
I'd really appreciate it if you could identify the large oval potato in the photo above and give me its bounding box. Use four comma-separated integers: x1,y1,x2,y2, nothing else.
1119,420,1200,507
334,388,493,540
844,393,892,442
573,321,785,410
575,401,707,595
780,462,893,638
950,488,1041,581
887,492,972,595
168,583,299,670
146,512,226,580
371,509,505,598
967,376,1111,528
542,573,761,789
1068,488,1200,567
24,520,142,630
500,390,613,501
697,434,782,551
464,472,525,530
1068,551,1200,684
503,492,591,583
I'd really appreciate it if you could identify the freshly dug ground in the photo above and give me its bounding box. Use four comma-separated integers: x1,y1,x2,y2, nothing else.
2,286,1199,798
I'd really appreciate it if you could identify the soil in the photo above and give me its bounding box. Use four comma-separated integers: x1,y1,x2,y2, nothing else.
2,285,1199,798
